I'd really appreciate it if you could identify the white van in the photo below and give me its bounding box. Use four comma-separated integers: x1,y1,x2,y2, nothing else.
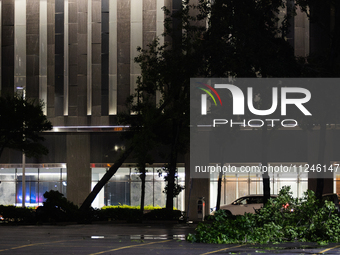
212,195,277,216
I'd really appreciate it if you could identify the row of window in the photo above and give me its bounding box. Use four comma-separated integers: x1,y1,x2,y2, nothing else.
1,165,339,212
0,167,66,206
91,167,185,210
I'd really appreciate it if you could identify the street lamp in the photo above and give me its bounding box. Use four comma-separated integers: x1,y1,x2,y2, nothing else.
17,86,26,208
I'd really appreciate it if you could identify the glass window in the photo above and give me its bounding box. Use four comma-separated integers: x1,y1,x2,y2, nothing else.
16,180,39,204
225,179,237,204
112,167,130,181
144,182,154,206
92,181,105,209
131,167,153,181
0,180,16,204
210,181,218,210
238,177,249,197
154,170,165,181
0,168,15,181
92,168,106,182
130,182,141,206
104,181,130,206
154,182,166,207
177,167,185,182
210,164,309,213
0,165,67,206
61,168,67,181
91,166,184,210
39,168,61,181
38,181,61,203
16,168,39,205
176,181,185,211
250,178,263,195
61,181,67,197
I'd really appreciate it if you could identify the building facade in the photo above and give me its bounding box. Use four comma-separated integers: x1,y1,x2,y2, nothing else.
0,0,338,221
0,0,185,209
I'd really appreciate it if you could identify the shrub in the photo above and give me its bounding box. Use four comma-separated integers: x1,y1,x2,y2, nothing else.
0,199,181,224
0,205,35,223
100,205,142,222
101,205,163,210
143,208,183,221
36,190,78,222
99,205,181,222
187,186,340,244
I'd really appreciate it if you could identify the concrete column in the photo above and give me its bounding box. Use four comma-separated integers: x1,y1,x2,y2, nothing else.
307,129,333,194
185,174,210,221
186,128,210,221
66,133,91,207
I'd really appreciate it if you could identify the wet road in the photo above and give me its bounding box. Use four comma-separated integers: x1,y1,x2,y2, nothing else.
0,224,339,254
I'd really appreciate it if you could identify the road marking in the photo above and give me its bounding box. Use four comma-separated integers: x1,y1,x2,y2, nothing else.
200,244,245,255
313,245,340,254
0,239,76,252
89,240,171,255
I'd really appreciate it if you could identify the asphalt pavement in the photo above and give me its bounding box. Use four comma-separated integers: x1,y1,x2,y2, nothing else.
0,223,340,254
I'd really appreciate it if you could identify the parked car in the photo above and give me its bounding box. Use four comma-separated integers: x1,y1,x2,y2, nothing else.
322,193,340,212
211,195,277,216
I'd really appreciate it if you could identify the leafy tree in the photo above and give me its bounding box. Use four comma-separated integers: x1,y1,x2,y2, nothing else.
0,95,52,159
81,2,204,212
200,0,299,77
296,0,340,77
295,0,340,200
200,0,300,205
188,186,340,244
131,3,205,210
131,0,301,209
81,0,302,211
118,95,160,215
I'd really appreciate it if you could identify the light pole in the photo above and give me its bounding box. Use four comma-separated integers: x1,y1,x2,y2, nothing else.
17,87,26,208
22,152,26,207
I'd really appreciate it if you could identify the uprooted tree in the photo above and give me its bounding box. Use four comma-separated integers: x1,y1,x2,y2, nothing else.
80,1,205,211
80,0,305,211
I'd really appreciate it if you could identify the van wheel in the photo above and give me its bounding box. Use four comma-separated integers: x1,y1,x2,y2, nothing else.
224,210,232,216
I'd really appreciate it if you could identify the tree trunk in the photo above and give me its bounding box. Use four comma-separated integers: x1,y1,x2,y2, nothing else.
216,129,227,211
140,168,146,215
165,143,179,210
316,122,326,201
166,164,176,210
262,123,270,205
216,170,223,211
80,146,134,211
166,118,180,211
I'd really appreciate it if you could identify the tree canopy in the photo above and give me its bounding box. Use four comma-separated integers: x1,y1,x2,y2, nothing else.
0,95,52,159
201,0,300,78
82,0,314,211
125,0,301,209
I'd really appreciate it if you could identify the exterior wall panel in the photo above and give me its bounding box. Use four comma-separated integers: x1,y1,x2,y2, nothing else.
47,0,55,118
54,0,64,116
27,0,39,99
91,0,101,118
2,0,14,96
101,0,109,116
117,0,130,113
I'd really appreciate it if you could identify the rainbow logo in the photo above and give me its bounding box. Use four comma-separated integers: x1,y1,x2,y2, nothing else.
197,82,222,106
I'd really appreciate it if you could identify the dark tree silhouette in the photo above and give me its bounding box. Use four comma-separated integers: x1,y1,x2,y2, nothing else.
0,95,52,159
